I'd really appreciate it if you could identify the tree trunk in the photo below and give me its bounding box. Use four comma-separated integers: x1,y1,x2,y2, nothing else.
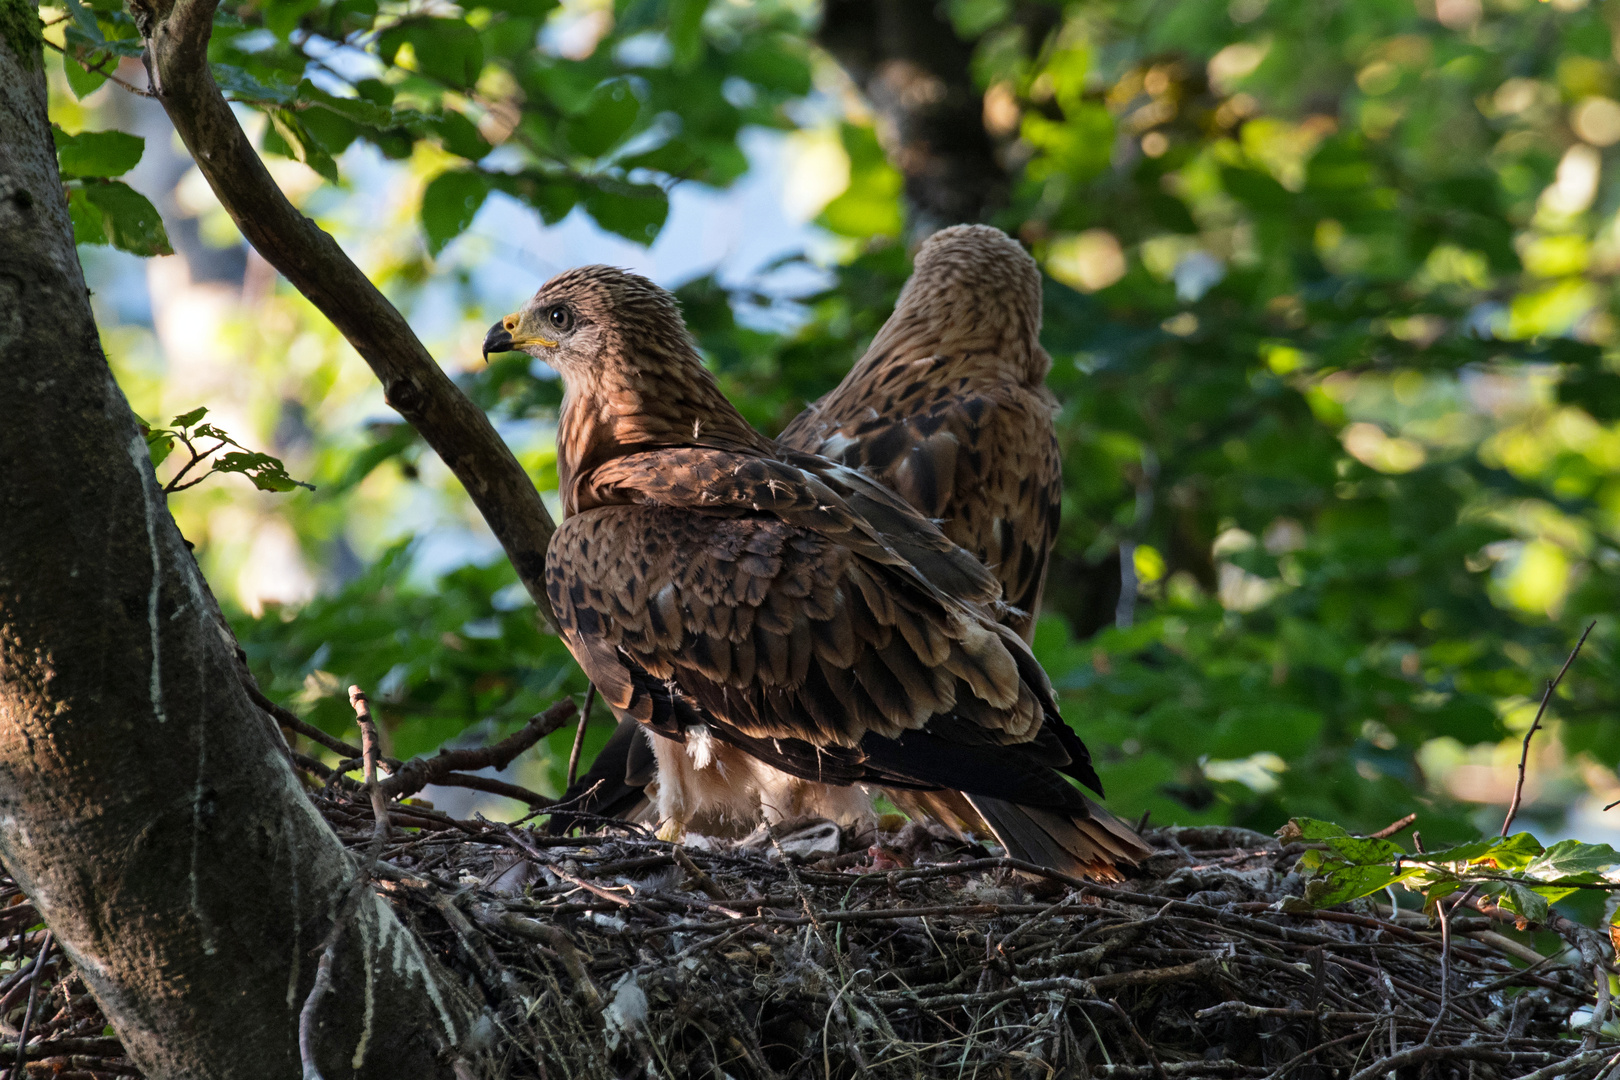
818,0,1008,236
0,14,482,1079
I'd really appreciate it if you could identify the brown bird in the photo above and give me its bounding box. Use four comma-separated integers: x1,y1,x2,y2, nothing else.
485,265,1147,876
779,224,1061,644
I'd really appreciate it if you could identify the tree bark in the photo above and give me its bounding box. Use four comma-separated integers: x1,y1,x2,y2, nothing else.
126,0,558,627
0,15,483,1079
818,0,1008,236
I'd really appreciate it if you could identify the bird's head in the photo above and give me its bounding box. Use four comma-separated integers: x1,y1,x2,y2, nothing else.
483,265,691,383
905,224,1041,313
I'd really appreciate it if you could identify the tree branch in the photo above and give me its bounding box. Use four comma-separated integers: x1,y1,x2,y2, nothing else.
380,700,575,802
129,0,557,624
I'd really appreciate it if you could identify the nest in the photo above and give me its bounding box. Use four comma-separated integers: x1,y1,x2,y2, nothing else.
7,787,1615,1080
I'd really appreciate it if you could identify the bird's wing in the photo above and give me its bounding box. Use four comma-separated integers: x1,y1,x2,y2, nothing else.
781,374,1061,639
548,450,1102,798
585,445,1001,602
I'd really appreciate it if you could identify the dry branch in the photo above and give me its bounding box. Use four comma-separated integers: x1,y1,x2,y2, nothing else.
379,700,575,803
130,0,557,624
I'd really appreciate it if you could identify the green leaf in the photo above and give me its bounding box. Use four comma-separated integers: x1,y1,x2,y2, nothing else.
667,0,710,71
1278,817,1350,843
211,63,298,105
212,452,314,493
434,110,492,161
731,37,812,95
1524,839,1620,879
1409,838,1503,865
1302,863,1420,907
65,188,106,246
1559,368,1620,421
1422,878,1462,916
263,0,320,39
266,111,339,183
377,18,484,91
1321,835,1404,865
82,182,172,256
421,170,491,255
820,123,902,239
54,127,143,179
583,181,668,244
64,55,109,99
1490,881,1551,924
560,79,640,159
61,0,103,42
1485,833,1546,872
1222,167,1292,211
143,428,175,468
489,172,577,224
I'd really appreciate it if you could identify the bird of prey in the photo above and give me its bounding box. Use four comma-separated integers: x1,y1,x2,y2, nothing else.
485,266,1147,876
779,224,1060,644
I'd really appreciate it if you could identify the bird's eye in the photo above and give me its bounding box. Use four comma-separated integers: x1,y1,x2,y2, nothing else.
548,305,573,332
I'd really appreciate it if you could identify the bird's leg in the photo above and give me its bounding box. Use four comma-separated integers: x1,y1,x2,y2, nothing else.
656,817,687,844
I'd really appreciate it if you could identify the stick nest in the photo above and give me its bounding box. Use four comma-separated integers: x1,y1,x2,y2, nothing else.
6,796,1615,1079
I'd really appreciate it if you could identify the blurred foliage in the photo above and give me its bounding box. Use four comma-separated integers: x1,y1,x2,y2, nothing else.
36,0,1620,847
50,0,812,243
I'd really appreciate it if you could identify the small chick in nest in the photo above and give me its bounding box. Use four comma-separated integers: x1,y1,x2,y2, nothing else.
484,265,1148,879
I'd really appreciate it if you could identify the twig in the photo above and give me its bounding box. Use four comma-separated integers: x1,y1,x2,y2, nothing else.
244,680,364,760
379,700,574,802
1502,621,1594,837
1426,885,1477,1045
431,771,553,807
567,684,595,789
1366,813,1416,840
38,37,156,97
297,687,391,1080
1587,960,1613,1052
12,932,51,1080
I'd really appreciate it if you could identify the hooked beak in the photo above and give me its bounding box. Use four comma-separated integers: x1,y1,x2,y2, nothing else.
482,315,556,361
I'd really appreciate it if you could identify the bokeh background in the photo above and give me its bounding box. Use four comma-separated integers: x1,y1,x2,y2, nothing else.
39,0,1620,894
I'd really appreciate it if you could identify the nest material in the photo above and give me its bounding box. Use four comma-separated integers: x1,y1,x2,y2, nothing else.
4,796,1614,1080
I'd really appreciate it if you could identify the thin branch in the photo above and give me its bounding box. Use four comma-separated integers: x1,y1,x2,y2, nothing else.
379,699,574,802
567,684,594,790
134,0,559,625
39,37,156,97
244,680,364,760
1502,621,1594,837
432,771,553,807
1365,813,1416,840
12,932,51,1079
298,687,390,1080
1425,885,1477,1046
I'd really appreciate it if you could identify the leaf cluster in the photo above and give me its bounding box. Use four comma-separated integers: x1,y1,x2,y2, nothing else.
1285,816,1620,930
140,407,313,494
